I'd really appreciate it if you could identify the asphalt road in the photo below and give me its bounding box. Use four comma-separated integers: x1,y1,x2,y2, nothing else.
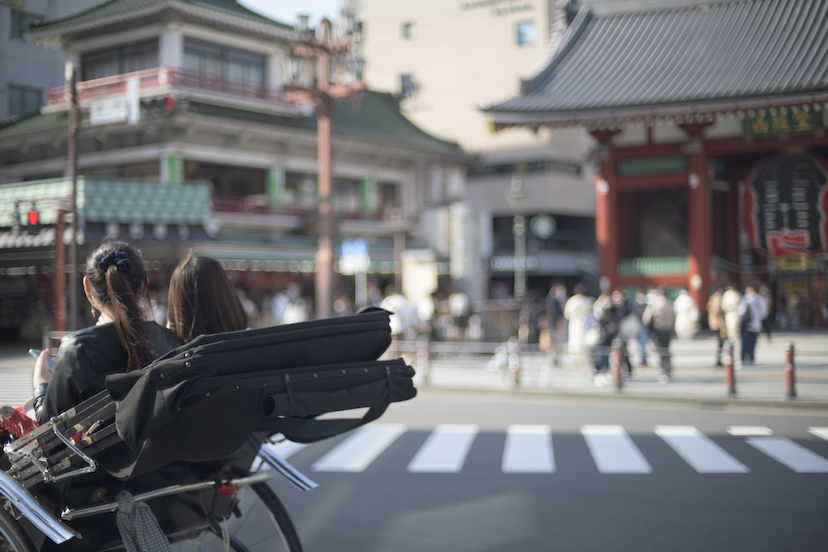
269,390,828,552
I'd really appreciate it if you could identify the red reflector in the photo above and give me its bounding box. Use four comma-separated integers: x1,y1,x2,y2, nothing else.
216,484,236,496
28,210,38,225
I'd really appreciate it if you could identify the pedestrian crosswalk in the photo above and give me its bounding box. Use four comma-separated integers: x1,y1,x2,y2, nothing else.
265,425,828,476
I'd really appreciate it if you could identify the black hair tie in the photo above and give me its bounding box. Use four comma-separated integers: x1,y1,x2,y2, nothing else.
98,251,132,275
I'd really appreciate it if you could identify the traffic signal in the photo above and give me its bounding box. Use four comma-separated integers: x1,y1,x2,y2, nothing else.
27,204,39,235
141,96,188,117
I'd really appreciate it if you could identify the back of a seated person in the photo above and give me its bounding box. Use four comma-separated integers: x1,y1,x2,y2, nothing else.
33,241,182,424
166,251,248,342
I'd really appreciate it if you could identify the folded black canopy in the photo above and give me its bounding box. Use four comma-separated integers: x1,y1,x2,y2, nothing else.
102,309,416,478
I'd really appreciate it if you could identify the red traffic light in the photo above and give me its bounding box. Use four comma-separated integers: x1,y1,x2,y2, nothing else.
28,209,39,226
163,96,177,113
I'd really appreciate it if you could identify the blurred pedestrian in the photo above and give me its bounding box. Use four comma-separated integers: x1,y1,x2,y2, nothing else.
707,288,726,366
448,287,472,342
739,285,767,366
282,296,309,324
721,283,743,345
758,284,773,343
673,289,699,339
236,289,261,328
545,283,567,365
565,284,592,368
381,285,411,359
642,287,676,383
271,282,300,325
632,288,650,366
591,291,616,384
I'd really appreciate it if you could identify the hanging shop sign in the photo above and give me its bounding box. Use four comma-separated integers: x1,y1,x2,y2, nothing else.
743,155,828,257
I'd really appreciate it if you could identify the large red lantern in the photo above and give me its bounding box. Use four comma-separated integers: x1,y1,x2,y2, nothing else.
743,155,828,257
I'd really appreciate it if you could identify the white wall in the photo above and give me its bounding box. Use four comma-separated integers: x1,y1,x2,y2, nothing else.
361,0,555,153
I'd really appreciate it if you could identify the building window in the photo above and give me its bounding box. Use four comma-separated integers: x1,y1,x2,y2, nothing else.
183,39,265,93
82,41,158,80
333,178,361,215
284,172,318,211
8,85,42,119
379,182,399,215
398,73,420,100
402,21,414,39
515,20,536,46
11,10,43,40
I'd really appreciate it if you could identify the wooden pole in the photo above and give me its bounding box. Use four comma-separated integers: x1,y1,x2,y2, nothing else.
66,62,79,331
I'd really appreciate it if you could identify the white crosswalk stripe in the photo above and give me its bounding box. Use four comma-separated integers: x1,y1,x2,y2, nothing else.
581,425,652,473
408,424,478,473
655,426,749,473
502,425,554,473
313,424,406,472
267,424,828,475
809,427,828,441
728,426,773,436
746,437,828,473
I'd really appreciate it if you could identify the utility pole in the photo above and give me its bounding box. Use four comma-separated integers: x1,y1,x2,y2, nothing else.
66,62,79,330
283,14,364,319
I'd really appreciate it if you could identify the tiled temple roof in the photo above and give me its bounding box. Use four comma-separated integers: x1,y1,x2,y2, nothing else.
486,0,828,129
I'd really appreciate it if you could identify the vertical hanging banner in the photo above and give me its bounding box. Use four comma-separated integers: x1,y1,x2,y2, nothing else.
743,155,828,256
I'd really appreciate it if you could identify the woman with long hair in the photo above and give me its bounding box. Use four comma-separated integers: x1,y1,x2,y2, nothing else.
166,251,248,342
32,241,182,424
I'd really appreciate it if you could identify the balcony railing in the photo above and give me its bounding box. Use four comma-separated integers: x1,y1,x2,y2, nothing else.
211,195,411,222
44,66,285,106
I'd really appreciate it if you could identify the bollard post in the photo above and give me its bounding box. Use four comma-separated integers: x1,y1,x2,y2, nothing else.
507,337,521,387
785,341,797,399
724,340,736,396
416,336,430,384
611,339,623,390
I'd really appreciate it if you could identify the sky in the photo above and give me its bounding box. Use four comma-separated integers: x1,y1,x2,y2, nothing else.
239,0,346,27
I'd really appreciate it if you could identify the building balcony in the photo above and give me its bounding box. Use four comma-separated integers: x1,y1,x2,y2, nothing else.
210,195,417,236
42,67,300,117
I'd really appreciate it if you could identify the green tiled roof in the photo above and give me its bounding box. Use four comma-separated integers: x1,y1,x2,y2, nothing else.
332,92,464,155
28,0,291,38
0,110,67,138
0,177,212,226
190,91,466,156
0,92,466,159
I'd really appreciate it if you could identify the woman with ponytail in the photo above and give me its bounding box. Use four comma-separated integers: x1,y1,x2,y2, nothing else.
31,241,182,424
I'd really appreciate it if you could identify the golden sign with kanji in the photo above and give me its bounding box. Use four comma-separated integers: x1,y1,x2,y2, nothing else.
744,109,824,141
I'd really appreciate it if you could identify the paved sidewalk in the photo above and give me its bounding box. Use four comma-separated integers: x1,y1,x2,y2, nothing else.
2,331,828,411
414,331,828,411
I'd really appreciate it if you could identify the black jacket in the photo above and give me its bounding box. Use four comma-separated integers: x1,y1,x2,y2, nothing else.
34,321,183,424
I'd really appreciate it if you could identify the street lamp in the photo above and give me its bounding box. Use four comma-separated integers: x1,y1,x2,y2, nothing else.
283,13,365,319
506,174,527,301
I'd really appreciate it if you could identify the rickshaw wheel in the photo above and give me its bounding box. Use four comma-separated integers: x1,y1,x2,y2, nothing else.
0,504,36,552
168,482,303,552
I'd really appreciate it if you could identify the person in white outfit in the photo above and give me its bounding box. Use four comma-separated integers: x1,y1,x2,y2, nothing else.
721,283,743,346
673,289,700,339
564,284,593,367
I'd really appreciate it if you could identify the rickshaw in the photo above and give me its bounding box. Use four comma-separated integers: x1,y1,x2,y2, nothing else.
1,310,416,552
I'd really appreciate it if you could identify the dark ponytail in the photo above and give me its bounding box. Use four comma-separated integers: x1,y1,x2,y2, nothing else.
86,241,156,371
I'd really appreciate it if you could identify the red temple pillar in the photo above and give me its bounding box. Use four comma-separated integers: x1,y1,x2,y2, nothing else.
682,124,712,312
591,130,620,293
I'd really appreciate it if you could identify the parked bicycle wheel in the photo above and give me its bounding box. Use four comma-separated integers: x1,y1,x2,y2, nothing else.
168,482,303,552
0,505,36,552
